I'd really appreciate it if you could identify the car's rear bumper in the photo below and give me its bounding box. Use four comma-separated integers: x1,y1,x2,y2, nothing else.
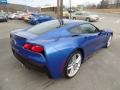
12,48,51,76
13,48,43,66
12,45,46,63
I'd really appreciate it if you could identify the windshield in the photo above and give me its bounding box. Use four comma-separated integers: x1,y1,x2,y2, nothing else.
0,13,6,16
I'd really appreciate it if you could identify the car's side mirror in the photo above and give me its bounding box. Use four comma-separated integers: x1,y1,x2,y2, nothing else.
98,30,105,35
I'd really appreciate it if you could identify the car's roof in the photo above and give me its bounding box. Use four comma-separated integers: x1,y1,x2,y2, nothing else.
74,11,90,13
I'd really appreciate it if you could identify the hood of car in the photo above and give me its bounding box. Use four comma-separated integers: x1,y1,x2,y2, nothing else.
103,28,113,33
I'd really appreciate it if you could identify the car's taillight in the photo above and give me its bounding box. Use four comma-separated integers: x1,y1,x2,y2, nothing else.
23,43,44,53
31,45,44,53
23,43,32,50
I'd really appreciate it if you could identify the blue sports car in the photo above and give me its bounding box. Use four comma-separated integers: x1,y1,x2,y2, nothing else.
10,19,113,79
28,14,54,25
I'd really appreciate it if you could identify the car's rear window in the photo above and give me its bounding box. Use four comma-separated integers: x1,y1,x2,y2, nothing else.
28,20,68,35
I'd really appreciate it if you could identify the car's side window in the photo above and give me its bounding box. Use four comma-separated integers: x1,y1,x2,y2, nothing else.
75,13,83,15
75,13,79,15
69,26,81,34
79,24,99,34
69,24,99,34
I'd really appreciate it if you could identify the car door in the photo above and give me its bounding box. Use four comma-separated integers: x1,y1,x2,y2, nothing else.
79,13,86,20
44,15,51,21
79,24,105,55
75,13,84,20
38,15,42,22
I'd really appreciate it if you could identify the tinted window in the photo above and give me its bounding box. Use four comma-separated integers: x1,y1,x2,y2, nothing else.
0,12,6,16
69,24,99,34
28,20,68,35
69,26,81,34
75,13,83,15
28,20,60,35
80,24,98,33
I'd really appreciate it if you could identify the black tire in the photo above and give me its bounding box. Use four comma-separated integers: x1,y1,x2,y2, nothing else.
64,50,82,79
105,35,112,48
5,19,8,22
24,63,32,70
73,17,76,20
85,18,90,22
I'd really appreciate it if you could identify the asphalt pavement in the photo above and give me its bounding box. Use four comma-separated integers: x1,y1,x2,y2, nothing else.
0,13,120,90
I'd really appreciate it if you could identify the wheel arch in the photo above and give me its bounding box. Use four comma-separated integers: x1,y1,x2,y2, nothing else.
76,48,85,63
64,48,85,78
85,17,91,22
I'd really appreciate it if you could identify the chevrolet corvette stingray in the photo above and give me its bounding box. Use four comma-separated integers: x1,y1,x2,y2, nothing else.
10,19,113,78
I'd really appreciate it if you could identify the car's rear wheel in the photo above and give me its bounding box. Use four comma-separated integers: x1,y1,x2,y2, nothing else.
64,50,82,78
106,35,112,48
5,19,8,22
85,18,90,22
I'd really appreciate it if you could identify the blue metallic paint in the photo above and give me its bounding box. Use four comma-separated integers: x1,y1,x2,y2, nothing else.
10,20,113,78
28,15,54,25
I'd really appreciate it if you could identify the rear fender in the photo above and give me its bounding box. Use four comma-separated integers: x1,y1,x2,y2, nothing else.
45,46,77,78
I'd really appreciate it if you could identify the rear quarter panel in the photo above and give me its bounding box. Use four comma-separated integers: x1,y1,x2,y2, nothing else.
43,36,86,78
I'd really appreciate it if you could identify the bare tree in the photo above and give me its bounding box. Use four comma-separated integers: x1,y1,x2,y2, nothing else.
115,0,120,7
100,0,109,8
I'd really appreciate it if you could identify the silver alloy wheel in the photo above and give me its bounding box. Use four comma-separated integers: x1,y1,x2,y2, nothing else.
67,53,82,77
107,36,112,47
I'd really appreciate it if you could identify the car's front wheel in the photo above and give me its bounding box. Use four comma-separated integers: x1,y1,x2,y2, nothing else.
64,50,82,78
5,19,8,22
106,35,112,48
